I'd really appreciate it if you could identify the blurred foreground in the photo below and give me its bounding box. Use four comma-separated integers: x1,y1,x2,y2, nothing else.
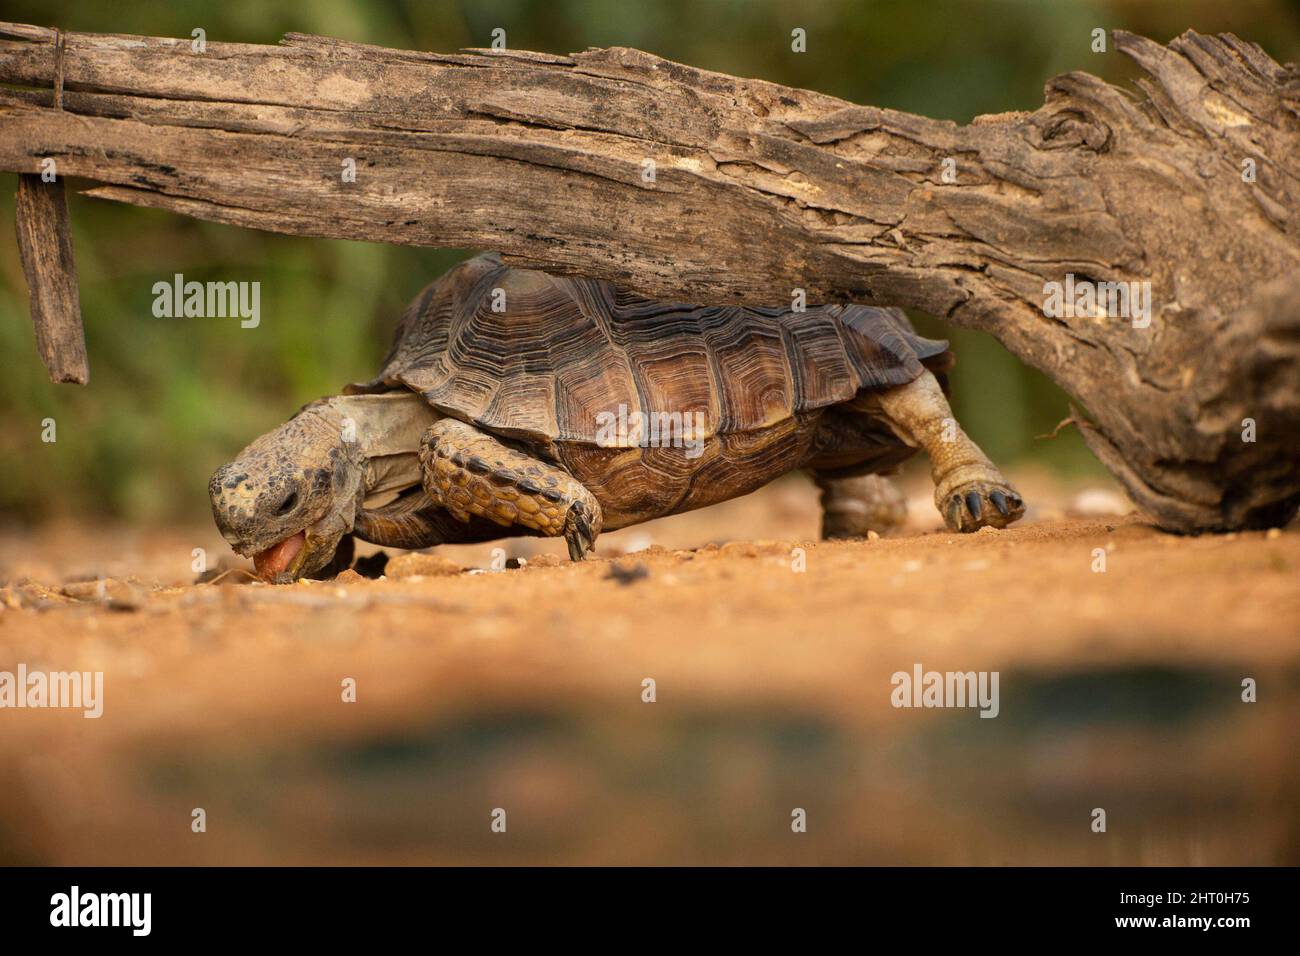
1,470,1297,865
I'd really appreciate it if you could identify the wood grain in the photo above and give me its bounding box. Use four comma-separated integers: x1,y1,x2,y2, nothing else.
14,173,87,384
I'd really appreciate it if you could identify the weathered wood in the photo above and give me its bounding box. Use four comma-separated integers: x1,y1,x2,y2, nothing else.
14,173,88,384
0,23,1297,530
9,27,87,385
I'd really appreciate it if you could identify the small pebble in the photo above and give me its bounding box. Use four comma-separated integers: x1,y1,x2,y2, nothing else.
386,553,461,579
62,578,144,610
1069,488,1130,517
719,540,786,559
718,541,759,559
62,579,108,601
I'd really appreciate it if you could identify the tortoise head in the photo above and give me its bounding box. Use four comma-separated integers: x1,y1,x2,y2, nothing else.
209,398,367,582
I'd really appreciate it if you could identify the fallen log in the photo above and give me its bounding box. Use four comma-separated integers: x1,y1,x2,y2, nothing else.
1,22,1297,531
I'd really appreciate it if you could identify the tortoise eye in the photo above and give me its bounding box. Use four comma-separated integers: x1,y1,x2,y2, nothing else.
274,491,299,516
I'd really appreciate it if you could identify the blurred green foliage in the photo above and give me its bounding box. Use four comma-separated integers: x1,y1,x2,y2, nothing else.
2,0,1297,524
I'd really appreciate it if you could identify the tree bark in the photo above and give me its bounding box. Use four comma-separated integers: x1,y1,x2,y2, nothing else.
14,174,88,384
1,22,1297,531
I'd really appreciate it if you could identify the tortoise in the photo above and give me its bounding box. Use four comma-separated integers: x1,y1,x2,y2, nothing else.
210,253,1024,582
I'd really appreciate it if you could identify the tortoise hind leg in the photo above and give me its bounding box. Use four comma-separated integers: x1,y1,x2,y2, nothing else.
813,472,909,538
418,418,603,560
871,370,1025,532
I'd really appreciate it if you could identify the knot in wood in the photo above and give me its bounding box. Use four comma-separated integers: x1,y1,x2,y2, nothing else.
1035,109,1111,153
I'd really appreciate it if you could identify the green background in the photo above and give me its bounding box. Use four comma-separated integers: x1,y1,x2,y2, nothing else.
2,0,1297,524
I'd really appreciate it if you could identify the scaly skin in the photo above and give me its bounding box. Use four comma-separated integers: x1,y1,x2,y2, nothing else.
871,371,1025,532
814,473,910,538
418,418,603,560
208,401,365,579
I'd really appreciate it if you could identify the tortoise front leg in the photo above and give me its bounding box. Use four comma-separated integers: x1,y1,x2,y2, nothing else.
418,418,603,560
354,490,522,550
872,370,1025,532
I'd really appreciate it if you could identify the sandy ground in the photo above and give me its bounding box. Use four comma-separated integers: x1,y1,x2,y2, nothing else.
1,469,1297,865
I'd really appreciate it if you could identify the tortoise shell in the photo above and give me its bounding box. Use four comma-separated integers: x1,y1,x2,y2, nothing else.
351,253,951,528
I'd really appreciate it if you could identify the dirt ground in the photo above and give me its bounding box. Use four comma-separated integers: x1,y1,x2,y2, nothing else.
1,468,1297,865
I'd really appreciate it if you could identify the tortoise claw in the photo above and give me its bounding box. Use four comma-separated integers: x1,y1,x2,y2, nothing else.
939,479,1025,532
945,496,963,530
564,502,598,561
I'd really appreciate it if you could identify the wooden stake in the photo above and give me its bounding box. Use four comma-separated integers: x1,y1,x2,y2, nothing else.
15,172,88,384
12,27,86,384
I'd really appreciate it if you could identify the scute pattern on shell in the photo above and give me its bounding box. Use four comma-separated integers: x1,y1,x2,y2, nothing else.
355,254,950,452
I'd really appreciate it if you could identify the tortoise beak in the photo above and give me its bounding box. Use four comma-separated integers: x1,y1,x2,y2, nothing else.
256,507,357,584
252,531,307,580
255,530,339,583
